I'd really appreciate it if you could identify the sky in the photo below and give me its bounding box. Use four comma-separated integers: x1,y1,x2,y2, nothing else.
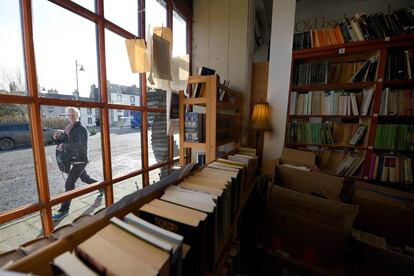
0,0,187,98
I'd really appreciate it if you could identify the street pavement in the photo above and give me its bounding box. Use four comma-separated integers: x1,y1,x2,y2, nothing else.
0,128,167,252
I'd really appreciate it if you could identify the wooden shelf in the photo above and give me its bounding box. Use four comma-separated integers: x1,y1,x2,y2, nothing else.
377,115,414,121
216,101,240,110
291,81,375,91
286,34,414,189
287,143,367,150
289,115,371,119
210,171,256,275
179,75,243,166
292,34,414,60
182,141,206,150
183,97,207,105
373,148,414,155
383,79,414,88
217,113,242,119
216,127,239,134
217,137,239,147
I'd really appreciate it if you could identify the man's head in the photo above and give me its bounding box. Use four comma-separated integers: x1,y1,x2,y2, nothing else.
66,107,80,123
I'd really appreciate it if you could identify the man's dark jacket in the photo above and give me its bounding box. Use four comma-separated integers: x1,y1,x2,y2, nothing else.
57,121,89,163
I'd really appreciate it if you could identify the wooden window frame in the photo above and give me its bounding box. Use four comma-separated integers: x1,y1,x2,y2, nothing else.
0,0,192,236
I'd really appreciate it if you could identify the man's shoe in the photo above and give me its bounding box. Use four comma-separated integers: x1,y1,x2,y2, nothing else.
52,210,68,221
97,189,104,199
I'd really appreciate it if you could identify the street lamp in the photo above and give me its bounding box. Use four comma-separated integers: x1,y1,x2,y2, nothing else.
75,59,85,93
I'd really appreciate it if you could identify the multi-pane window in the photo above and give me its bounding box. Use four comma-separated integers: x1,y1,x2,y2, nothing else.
0,0,190,249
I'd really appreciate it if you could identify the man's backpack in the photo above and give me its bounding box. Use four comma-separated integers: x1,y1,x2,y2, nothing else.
56,145,71,173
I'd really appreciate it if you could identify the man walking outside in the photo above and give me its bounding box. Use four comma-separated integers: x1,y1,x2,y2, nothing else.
52,107,102,221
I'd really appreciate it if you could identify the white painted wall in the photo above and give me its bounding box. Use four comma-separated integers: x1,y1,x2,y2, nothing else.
192,0,253,143
262,0,296,161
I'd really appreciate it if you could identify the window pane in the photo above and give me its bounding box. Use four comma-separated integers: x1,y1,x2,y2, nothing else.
113,175,143,202
0,104,38,212
32,0,99,101
104,0,138,35
149,165,169,184
110,109,142,178
44,106,103,200
173,10,187,56
0,212,43,252
173,133,180,158
52,190,105,229
0,1,27,95
146,0,167,41
105,29,141,106
71,0,95,13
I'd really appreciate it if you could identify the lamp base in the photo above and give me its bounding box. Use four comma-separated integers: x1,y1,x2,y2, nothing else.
255,130,264,168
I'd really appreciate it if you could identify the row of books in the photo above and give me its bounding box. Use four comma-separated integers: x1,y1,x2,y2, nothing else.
328,61,364,83
288,122,334,145
317,150,365,177
71,152,256,275
380,88,414,116
145,152,256,273
332,123,368,146
184,112,206,142
374,124,414,151
293,58,377,86
293,8,414,50
289,88,374,116
288,121,367,146
386,49,414,80
75,214,184,276
367,154,413,185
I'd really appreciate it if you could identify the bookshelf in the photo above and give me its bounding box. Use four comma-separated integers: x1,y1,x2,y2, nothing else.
179,75,243,166
286,34,414,189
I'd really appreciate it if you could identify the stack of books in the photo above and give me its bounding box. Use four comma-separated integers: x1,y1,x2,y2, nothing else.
293,8,414,50
317,150,365,177
386,49,414,80
288,121,334,145
61,154,257,275
368,154,413,186
136,156,254,273
374,124,414,150
184,112,206,143
289,88,374,116
293,58,378,86
380,88,414,116
75,215,184,276
332,123,367,146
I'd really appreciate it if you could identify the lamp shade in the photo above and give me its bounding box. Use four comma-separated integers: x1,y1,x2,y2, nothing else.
249,102,272,131
125,39,151,73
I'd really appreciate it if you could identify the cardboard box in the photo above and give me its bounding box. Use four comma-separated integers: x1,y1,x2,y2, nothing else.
273,148,414,246
274,148,344,201
350,229,414,275
261,148,361,265
351,181,414,245
263,185,358,266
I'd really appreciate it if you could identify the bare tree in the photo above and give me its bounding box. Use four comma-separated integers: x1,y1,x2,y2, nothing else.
0,68,26,92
